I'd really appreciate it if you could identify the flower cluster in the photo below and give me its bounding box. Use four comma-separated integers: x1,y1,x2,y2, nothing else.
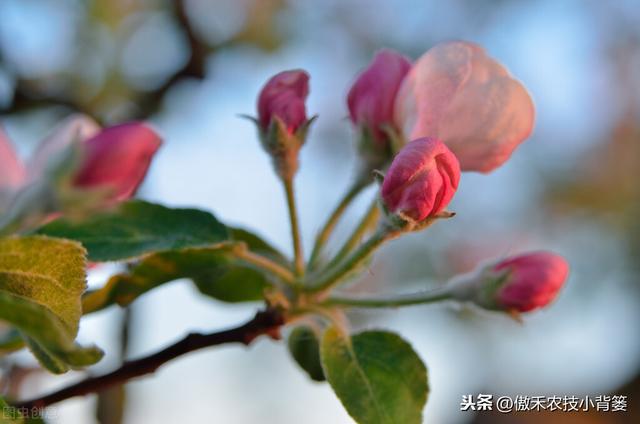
0,39,571,424
255,40,565,313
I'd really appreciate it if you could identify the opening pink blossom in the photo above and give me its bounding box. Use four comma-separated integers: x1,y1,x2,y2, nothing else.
394,41,535,173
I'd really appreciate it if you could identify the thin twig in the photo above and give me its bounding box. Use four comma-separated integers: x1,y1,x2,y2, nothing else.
13,309,285,412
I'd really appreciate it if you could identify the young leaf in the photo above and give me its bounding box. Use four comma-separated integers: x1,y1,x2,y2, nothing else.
0,396,23,423
0,236,103,373
288,326,325,382
82,244,268,314
36,200,229,261
320,326,428,424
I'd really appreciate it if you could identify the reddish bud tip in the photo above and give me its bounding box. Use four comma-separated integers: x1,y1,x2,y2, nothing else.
257,70,310,133
73,123,162,202
381,137,460,222
494,251,569,312
347,49,411,144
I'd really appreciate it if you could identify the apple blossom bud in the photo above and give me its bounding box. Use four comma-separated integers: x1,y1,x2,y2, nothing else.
448,251,569,313
395,41,534,173
381,137,460,224
258,70,309,133
254,70,313,180
493,252,569,312
347,49,411,160
73,123,162,202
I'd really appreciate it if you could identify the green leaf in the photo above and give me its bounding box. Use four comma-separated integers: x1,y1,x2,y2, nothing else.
82,244,268,313
0,396,24,423
36,200,229,261
320,326,428,424
288,326,325,382
191,258,267,303
0,236,103,373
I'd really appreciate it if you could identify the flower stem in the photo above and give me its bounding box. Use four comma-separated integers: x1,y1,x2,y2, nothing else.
308,225,399,293
235,249,296,284
283,178,305,277
323,288,452,308
325,200,380,271
308,179,369,269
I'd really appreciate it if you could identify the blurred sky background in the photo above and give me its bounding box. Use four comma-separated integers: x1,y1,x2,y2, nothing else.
1,0,639,423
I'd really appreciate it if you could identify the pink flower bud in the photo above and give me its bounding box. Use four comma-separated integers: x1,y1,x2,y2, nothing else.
347,49,411,144
493,251,569,312
381,137,460,222
73,123,162,202
257,70,309,133
395,41,535,173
